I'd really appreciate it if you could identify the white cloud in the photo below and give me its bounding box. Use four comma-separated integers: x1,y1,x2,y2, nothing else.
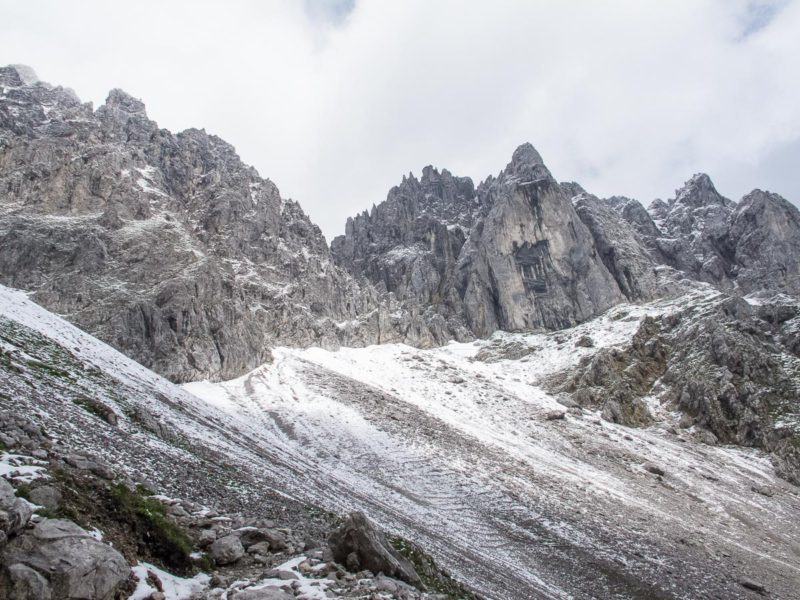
1,0,798,239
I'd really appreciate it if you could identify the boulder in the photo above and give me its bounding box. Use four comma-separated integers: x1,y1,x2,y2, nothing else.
0,478,15,511
236,527,287,552
232,586,294,600
197,529,217,548
28,487,61,512
247,541,271,556
328,511,421,586
6,499,33,536
209,534,244,565
643,462,666,477
5,563,51,600
0,519,130,600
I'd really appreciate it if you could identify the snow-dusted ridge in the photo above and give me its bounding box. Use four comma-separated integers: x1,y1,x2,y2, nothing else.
2,284,799,599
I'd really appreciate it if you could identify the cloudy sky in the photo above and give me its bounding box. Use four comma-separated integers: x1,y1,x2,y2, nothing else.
2,0,798,239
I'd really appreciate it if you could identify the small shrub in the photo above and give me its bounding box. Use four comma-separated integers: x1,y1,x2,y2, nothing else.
15,482,32,500
109,484,194,573
193,552,215,573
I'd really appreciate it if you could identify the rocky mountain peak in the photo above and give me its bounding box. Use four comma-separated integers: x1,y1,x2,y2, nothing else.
95,88,157,140
3,64,40,86
510,141,544,167
1,67,464,382
102,87,148,115
503,142,551,181
673,172,730,208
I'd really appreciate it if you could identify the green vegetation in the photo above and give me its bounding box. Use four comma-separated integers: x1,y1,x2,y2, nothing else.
109,483,198,573
389,535,481,600
14,482,32,501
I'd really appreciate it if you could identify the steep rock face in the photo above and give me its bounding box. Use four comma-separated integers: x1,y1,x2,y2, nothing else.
570,193,664,301
334,144,626,338
0,65,452,382
456,144,624,334
331,166,477,339
729,190,800,295
648,174,737,287
645,174,800,294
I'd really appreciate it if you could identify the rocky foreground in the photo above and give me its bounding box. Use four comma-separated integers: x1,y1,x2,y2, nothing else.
0,410,469,600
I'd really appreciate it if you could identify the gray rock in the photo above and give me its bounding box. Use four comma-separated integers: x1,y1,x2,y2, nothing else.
28,487,60,512
209,534,244,565
542,410,566,421
1,519,129,600
246,541,271,555
7,499,32,536
232,586,294,600
0,478,15,512
261,569,298,580
197,529,217,548
5,563,51,600
643,463,666,477
328,511,421,586
697,429,719,446
63,455,91,470
738,577,767,595
235,527,287,551
166,504,189,518
0,65,451,383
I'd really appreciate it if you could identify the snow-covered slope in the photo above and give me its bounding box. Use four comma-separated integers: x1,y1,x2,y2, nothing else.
185,290,800,600
2,283,799,599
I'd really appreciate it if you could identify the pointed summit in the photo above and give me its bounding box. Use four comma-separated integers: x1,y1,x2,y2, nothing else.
504,143,551,182
511,142,544,167
673,173,731,208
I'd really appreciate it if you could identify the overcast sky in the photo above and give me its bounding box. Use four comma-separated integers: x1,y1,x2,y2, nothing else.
2,0,799,240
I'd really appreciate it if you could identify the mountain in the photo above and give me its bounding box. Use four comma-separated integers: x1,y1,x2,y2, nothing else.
333,144,635,336
0,65,457,384
334,148,800,338
2,64,800,599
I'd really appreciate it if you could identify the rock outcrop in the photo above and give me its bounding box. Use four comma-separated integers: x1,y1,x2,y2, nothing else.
328,511,421,587
551,293,800,483
645,174,800,295
1,519,130,600
0,65,453,383
334,143,632,337
334,160,800,340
